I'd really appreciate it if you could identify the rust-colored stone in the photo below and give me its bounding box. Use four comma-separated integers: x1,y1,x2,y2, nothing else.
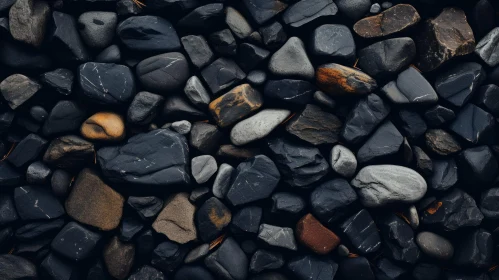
316,63,377,96
296,213,340,255
416,7,475,72
65,168,124,231
353,4,421,38
208,84,263,127
80,112,125,141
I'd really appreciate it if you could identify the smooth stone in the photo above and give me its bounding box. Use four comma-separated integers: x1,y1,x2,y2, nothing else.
174,266,214,280
424,105,455,127
97,129,190,187
358,38,416,80
177,4,225,33
153,192,197,244
103,236,135,280
189,122,223,154
449,104,495,145
258,224,297,250
15,218,64,241
41,253,79,280
238,43,270,72
29,106,48,123
259,21,287,50
0,194,18,226
181,35,214,69
127,91,164,126
263,79,314,105
247,70,267,86
430,159,458,191
0,255,37,280
454,228,493,268
185,244,210,264
417,8,475,72
136,52,189,93
65,168,124,231
43,135,94,170
356,121,403,164
416,232,454,260
296,213,340,254
51,222,102,262
119,215,143,242
128,265,165,280
398,110,427,140
171,120,191,135
230,109,290,146
40,68,73,95
128,196,163,221
242,0,287,25
96,45,121,63
316,63,377,96
458,146,498,185
336,0,371,20
378,213,420,264
184,76,210,109
8,0,50,47
151,241,187,273
374,258,406,280
476,84,499,115
208,29,237,56
340,209,381,254
425,129,461,156
381,67,438,105
475,27,499,67
47,12,91,62
205,237,248,280
288,255,338,280
436,63,486,107
268,37,314,80
191,155,217,184
196,197,231,242
413,146,433,176
42,100,86,137
339,257,375,280
370,3,381,13
313,90,336,109
201,58,246,94
282,0,338,28
14,185,64,221
353,4,420,38
311,179,357,225
77,12,117,49
250,250,284,273
212,163,234,199
117,15,180,52
226,155,280,206
7,133,47,167
231,206,262,234
0,74,41,110
408,205,420,229
26,161,51,184
481,188,499,219
226,7,252,39
271,192,305,215
351,165,427,207
80,112,125,141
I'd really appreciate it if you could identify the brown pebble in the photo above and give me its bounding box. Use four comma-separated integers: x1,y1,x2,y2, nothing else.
103,236,135,280
425,129,461,156
296,213,340,255
81,112,125,141
316,63,377,96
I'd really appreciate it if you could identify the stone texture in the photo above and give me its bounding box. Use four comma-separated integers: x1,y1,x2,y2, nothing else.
353,4,420,38
190,122,223,154
80,112,125,141
9,0,50,47
14,186,64,221
153,193,197,244
78,12,117,49
296,214,340,255
47,12,91,63
356,121,403,164
51,221,102,262
184,76,210,108
475,27,499,67
258,224,297,251
282,0,338,28
127,91,164,126
449,104,495,145
381,67,438,105
42,100,86,136
288,255,338,280
212,163,234,199
191,155,217,184
231,109,290,146
205,237,248,280
181,35,214,69
310,24,355,63
336,0,371,20
378,213,420,264
268,37,314,80
0,255,37,280
416,232,454,260
316,63,377,96
201,58,246,95
242,0,287,25
43,135,94,170
0,74,41,110
226,7,252,39
196,197,231,242
40,68,73,96
264,79,314,105
136,52,189,93
340,209,381,254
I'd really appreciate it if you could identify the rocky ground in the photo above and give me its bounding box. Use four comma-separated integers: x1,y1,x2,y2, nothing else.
0,0,499,279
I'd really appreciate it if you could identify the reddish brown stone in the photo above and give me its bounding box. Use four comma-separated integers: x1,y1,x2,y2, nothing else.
296,213,340,255
316,63,377,96
417,7,475,72
353,4,420,38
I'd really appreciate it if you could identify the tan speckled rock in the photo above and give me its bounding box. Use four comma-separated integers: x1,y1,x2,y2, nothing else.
81,112,125,141
103,236,135,280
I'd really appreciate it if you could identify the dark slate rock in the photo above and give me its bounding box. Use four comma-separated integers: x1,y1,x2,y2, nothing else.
226,155,280,206
340,209,381,254
0,161,21,187
238,43,270,73
127,196,163,221
282,0,338,28
358,38,416,80
0,194,18,226
0,111,14,134
78,62,136,105
14,186,64,221
339,257,375,280
0,74,41,110
26,161,52,184
454,228,493,268
231,206,262,235
264,79,314,105
196,197,231,242
96,45,121,63
41,253,79,280
242,0,288,25
181,35,214,69
51,222,102,262
97,129,190,187
189,122,222,154
310,179,358,225
174,266,214,280
471,0,496,39
185,244,210,264
424,105,455,127
341,93,390,144
458,146,498,186
378,213,420,264
43,135,94,170
435,62,486,107
258,224,297,250
412,263,441,280
205,237,248,280
135,230,155,262
310,24,355,63
117,16,180,52
40,68,73,96
208,29,237,57
129,265,165,280
47,12,91,63
398,110,427,140
287,255,338,280
162,95,207,121
151,241,187,273
250,250,284,274
271,192,305,215
336,0,372,20
119,214,143,242
449,104,495,145
7,133,46,168
430,159,458,191
476,85,499,116
267,137,328,188
190,187,210,202
480,188,499,219
259,21,287,50
374,258,406,280
0,228,13,252
127,91,164,126
42,100,85,136
136,52,189,93
51,169,71,197
184,76,210,109
357,121,403,164
29,106,48,123
475,28,499,67
15,219,65,241
177,4,224,33
0,255,37,280
201,58,246,95
382,67,438,105
421,189,484,231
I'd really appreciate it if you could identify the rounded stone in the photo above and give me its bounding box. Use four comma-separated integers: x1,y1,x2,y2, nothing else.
136,52,190,93
191,155,218,184
80,112,125,141
78,12,117,49
416,231,454,261
230,109,291,146
330,145,357,178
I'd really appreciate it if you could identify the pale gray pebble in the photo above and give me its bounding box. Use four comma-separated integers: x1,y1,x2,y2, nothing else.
313,91,336,109
78,12,117,49
212,163,235,199
408,205,419,229
247,70,267,86
230,109,290,146
257,224,297,251
96,45,121,63
184,76,211,108
381,2,392,9
370,3,381,13
475,27,499,67
268,37,315,80
171,120,192,135
330,145,357,178
416,231,454,261
184,243,210,263
226,6,253,39
26,161,52,184
191,155,218,184
337,244,350,257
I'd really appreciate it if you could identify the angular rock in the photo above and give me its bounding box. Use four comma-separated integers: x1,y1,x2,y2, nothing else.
316,63,377,96
180,35,214,70
212,163,234,199
458,146,498,185
196,197,231,242
475,27,499,67
96,44,121,63
117,16,180,52
65,168,124,231
271,192,305,215
15,218,64,241
449,104,495,145
417,8,475,72
190,122,223,154
9,0,50,47
177,3,224,33
311,24,356,64
127,91,164,126
78,12,117,49
381,67,438,105
205,237,248,280
296,214,340,254
0,255,37,280
336,0,371,20
80,112,125,141
209,84,262,127
201,58,246,95
153,193,196,244
357,121,403,164
47,12,90,62
340,209,381,254
97,129,190,186
353,4,420,38
413,146,433,176
41,253,79,280
128,265,165,280
231,206,262,235
7,133,47,168
330,145,357,178
378,213,420,264
226,7,252,39
231,109,290,146
454,228,493,268
42,100,86,136
258,224,297,250
476,84,499,116
40,68,74,96
310,179,357,226
43,135,94,170
416,231,454,260
0,74,41,110
104,236,135,280
481,188,499,219
14,186,64,221
0,194,18,226
352,165,427,207
162,94,207,121
259,21,287,50
242,0,287,25
184,76,210,108
250,250,284,274
430,159,458,191
171,120,191,135
208,29,237,56
238,43,270,73
374,258,406,280
424,105,455,127
51,222,102,262
339,257,375,280
119,215,143,242
268,37,314,80
128,196,163,222
288,255,338,280
425,129,461,156
398,110,427,140
26,161,51,184
282,0,338,28
136,52,189,93
264,79,314,105
267,137,328,188
421,189,483,231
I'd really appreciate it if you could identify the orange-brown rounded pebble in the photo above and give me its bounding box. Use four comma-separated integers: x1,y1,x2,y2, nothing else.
296,213,341,255
81,112,125,141
316,63,377,96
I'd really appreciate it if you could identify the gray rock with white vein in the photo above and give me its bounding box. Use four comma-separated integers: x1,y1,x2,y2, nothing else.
330,145,357,178
257,224,297,251
191,155,218,184
184,76,210,108
475,27,499,67
78,12,117,49
212,163,234,199
226,7,252,39
171,120,191,135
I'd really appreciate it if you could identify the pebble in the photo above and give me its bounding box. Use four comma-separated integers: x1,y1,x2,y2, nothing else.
413,147,433,177
212,163,235,199
424,105,455,127
430,159,458,191
356,121,403,164
8,133,47,168
246,70,267,86
271,192,305,215
16,218,64,241
259,21,287,50
196,197,231,242
0,194,18,226
128,265,165,280
374,258,406,280
181,35,214,69
80,112,125,141
14,186,64,221
96,44,121,63
458,145,498,185
185,244,210,264
416,232,454,260
26,161,51,184
250,250,284,273
382,67,438,105
475,27,499,67
41,253,79,280
226,7,252,39
476,84,499,115
208,29,237,56
127,91,164,126
296,214,340,254
480,188,499,219
370,3,381,13
264,79,314,105
177,4,225,33
77,12,117,49
242,0,287,25
191,155,218,184
282,0,338,28
311,179,358,226
230,109,290,146
449,104,495,145
330,145,357,178
29,106,48,123
257,224,297,251
117,16,180,52
313,90,336,109
205,237,248,280
184,76,210,108
42,100,86,136
316,63,377,96
340,209,381,254
425,129,461,156
354,4,420,38
378,213,420,264
51,222,102,262
0,74,41,110
238,43,270,72
412,263,441,280
339,257,374,280
171,120,191,135
103,236,135,280
454,228,493,268
268,37,314,80
40,68,73,96
288,255,338,280
151,241,187,273
399,110,427,140
336,0,371,20
231,206,262,235
43,135,94,170
9,0,50,47
201,58,246,94
190,122,223,154
471,0,495,39
136,52,189,93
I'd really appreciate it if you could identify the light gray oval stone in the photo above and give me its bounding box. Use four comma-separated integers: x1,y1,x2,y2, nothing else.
268,37,314,80
191,155,218,184
230,109,290,146
171,120,191,135
416,231,454,260
212,163,235,199
330,145,357,178
78,12,117,49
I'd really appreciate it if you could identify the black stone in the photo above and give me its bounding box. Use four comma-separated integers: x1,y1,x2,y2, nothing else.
40,68,73,95
51,221,102,261
378,213,420,264
339,257,375,280
0,254,37,280
42,100,86,136
177,4,224,33
15,219,65,241
449,104,496,145
238,43,270,73
41,253,79,280
135,229,155,262
0,111,14,134
480,188,499,219
374,258,406,280
96,45,121,63
127,91,164,126
424,105,455,127
250,250,284,274
476,84,499,116
127,196,163,221
43,135,94,171
201,58,246,95
454,228,493,268
341,93,391,145
446,272,490,280
7,133,47,168
412,263,441,280
340,209,381,254
47,12,91,63
98,129,190,187
310,179,358,225
136,53,189,93
189,122,223,154
129,265,165,280
0,228,13,252
458,146,498,186
259,21,287,50
86,260,110,280
190,187,210,202
271,192,305,215
0,194,18,226
30,106,48,123
267,137,328,188
196,197,231,242
413,146,433,176
205,237,248,280
181,35,215,69
381,67,438,105
117,16,181,52
264,79,314,105
14,186,64,221
310,24,355,64
435,62,486,107
430,159,458,191
336,0,371,20
357,121,403,164
208,29,237,57
226,155,280,206
242,0,288,25
398,110,427,140
287,255,338,280
231,206,262,235
174,265,214,280
151,241,187,273
78,62,136,105
162,95,207,121
26,161,52,184
0,161,21,187
119,214,143,242
282,0,338,28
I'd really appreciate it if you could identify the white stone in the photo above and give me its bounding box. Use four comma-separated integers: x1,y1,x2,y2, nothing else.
330,145,357,178
191,155,218,184
230,109,290,146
